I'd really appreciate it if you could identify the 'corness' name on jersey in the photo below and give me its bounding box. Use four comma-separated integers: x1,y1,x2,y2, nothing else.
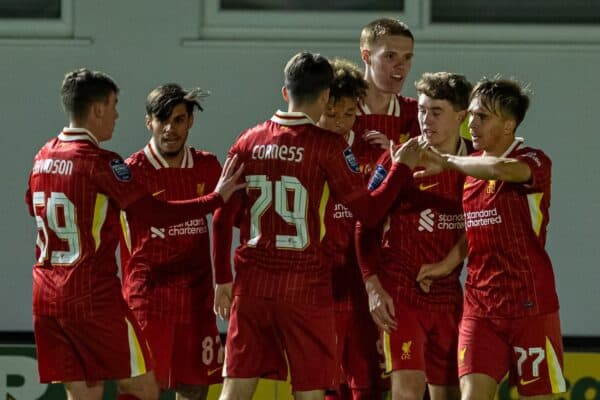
32,158,74,176
251,144,304,163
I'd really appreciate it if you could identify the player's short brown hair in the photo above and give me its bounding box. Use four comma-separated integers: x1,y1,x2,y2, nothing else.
329,58,368,104
415,72,473,111
360,18,413,50
470,78,530,128
146,83,207,121
61,68,118,120
284,51,334,105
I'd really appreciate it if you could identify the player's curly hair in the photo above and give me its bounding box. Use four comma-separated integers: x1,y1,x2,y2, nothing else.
146,83,209,121
471,77,530,128
415,72,473,111
329,58,368,104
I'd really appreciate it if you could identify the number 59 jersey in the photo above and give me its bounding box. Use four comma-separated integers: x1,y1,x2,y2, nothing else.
26,129,146,318
226,111,377,305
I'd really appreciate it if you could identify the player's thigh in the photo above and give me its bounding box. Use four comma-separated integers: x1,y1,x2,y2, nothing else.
426,309,461,387
175,384,208,400
224,296,287,381
117,370,160,400
390,369,426,400
219,377,259,400
279,301,337,392
64,380,103,400
294,389,326,400
508,311,566,397
382,300,426,375
343,307,380,390
428,383,460,400
458,316,510,383
459,373,497,400
140,319,175,388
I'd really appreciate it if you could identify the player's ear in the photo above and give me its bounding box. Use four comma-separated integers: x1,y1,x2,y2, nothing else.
187,112,194,129
457,110,467,124
282,86,290,103
360,48,371,64
503,119,516,135
91,101,104,119
145,115,152,132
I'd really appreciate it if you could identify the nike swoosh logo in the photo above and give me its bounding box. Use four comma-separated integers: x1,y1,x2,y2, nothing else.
520,377,540,386
152,189,166,197
207,366,222,376
419,182,439,191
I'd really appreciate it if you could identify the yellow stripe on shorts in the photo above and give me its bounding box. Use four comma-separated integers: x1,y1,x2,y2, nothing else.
125,317,147,377
545,336,566,393
383,331,393,374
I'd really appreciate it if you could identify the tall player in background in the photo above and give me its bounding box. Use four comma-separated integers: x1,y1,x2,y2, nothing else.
352,18,421,176
417,78,566,399
211,51,425,400
120,84,224,400
317,59,381,400
357,72,473,400
26,69,243,400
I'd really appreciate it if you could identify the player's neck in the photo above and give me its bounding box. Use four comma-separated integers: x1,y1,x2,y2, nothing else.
363,86,393,115
483,135,515,157
435,134,461,155
287,104,321,125
68,121,104,142
160,149,185,167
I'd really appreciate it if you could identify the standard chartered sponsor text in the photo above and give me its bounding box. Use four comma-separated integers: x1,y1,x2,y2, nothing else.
464,208,503,228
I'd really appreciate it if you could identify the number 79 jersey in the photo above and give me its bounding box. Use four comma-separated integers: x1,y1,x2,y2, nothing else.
226,111,374,304
26,129,146,318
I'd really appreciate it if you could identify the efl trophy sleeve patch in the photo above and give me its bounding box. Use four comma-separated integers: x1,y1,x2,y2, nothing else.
110,159,132,181
343,147,360,173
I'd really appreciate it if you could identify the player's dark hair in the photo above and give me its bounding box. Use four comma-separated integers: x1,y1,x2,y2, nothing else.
415,72,473,111
61,68,119,121
284,51,334,105
360,18,413,49
146,83,208,122
329,58,368,104
470,78,530,128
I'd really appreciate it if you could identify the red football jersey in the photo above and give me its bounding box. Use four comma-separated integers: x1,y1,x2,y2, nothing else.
462,138,559,318
373,138,471,312
353,94,420,176
213,111,411,305
26,128,146,318
120,140,221,323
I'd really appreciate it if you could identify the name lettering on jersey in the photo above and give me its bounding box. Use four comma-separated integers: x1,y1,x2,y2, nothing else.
32,158,73,176
343,147,360,173
251,144,304,163
464,208,503,228
521,151,542,167
151,219,208,239
418,209,465,232
110,159,132,181
333,203,353,219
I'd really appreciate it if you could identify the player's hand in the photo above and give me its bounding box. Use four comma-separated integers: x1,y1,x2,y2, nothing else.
363,130,390,150
214,282,233,320
389,137,427,170
214,154,247,203
365,275,397,333
413,146,446,179
416,262,452,293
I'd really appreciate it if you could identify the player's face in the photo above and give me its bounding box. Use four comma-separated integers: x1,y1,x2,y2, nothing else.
364,35,414,94
318,96,357,136
468,96,511,155
418,94,464,150
97,91,119,142
147,103,193,159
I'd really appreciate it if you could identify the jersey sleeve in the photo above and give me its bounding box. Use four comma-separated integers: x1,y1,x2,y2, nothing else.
90,152,147,209
204,153,223,193
516,148,551,191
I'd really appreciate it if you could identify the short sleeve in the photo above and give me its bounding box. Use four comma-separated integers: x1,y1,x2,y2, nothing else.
515,148,551,191
91,151,147,209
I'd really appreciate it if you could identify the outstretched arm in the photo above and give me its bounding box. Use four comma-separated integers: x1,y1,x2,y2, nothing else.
416,234,467,293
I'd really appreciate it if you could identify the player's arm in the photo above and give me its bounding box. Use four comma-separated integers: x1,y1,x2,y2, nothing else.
341,138,423,227
211,191,243,320
417,148,531,183
355,220,397,333
416,234,467,293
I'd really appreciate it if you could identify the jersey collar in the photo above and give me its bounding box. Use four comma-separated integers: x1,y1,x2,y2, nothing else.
500,137,525,157
357,95,400,117
58,127,100,146
144,137,194,169
271,110,316,126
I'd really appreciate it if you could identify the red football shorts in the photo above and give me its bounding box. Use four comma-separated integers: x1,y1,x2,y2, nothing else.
140,316,223,389
458,311,566,396
224,295,337,392
334,307,380,391
34,308,153,383
382,299,460,385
